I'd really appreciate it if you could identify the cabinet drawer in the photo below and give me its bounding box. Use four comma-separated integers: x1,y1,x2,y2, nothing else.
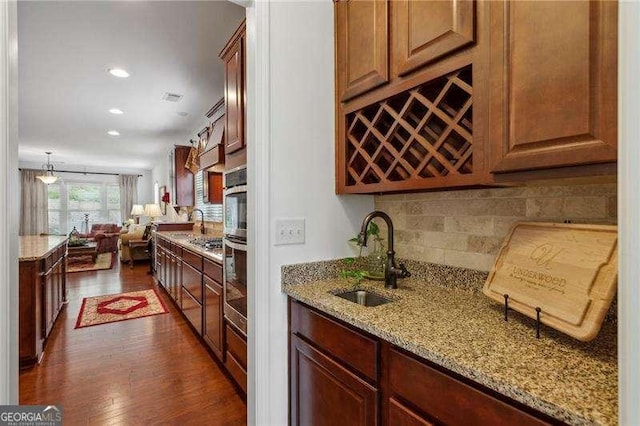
182,248,203,271
203,258,222,283
225,351,247,394
388,397,434,426
181,286,202,335
181,262,202,303
225,323,247,369
290,300,378,382
389,348,550,425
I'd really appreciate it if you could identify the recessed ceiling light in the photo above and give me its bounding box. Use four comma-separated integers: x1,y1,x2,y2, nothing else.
109,108,124,115
108,68,130,78
107,130,120,136
177,111,188,117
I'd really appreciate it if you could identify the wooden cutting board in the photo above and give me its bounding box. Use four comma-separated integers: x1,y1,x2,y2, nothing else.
483,222,617,341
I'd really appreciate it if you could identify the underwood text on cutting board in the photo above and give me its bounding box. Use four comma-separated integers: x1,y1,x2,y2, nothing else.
508,243,567,294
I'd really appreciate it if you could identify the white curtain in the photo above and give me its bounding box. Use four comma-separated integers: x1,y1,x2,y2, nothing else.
19,169,49,235
119,174,138,223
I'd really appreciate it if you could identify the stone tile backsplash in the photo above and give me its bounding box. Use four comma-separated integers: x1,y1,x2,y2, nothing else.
375,183,617,272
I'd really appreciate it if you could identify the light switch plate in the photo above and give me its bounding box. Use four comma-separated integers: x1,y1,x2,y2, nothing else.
274,218,305,245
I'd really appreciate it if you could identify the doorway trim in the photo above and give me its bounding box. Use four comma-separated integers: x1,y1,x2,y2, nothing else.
618,1,640,423
0,0,19,405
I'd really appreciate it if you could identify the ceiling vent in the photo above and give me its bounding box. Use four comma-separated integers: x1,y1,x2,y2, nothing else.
162,92,183,103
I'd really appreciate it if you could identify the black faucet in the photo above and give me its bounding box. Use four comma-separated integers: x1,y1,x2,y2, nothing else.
358,211,411,289
192,208,206,235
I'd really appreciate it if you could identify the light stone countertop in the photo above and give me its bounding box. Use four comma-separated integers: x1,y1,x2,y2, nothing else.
19,235,68,261
155,231,223,264
282,276,617,426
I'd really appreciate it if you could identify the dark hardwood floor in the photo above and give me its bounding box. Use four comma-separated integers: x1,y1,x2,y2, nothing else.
20,258,247,425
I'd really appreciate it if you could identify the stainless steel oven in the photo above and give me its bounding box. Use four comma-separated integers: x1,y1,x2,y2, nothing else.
224,166,247,242
223,238,247,335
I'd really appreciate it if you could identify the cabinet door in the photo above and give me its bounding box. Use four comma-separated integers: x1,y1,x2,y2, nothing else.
290,335,378,426
169,254,176,300
173,146,195,206
392,0,475,77
489,0,617,173
182,262,202,303
157,249,165,286
174,258,182,303
203,277,223,358
336,0,389,102
224,36,245,154
42,270,53,336
181,286,202,335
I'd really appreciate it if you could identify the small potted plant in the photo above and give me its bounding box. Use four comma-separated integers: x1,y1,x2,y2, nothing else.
342,222,386,282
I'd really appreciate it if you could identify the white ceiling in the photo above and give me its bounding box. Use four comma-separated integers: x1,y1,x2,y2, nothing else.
18,1,245,170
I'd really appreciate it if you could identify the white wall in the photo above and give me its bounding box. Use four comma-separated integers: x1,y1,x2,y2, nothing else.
249,1,374,424
151,155,169,195
18,161,153,204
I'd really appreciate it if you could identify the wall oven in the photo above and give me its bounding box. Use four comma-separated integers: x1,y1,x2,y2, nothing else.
223,238,247,335
224,166,247,242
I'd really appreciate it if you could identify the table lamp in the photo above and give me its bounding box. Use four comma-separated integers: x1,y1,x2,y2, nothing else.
130,204,144,224
144,203,163,223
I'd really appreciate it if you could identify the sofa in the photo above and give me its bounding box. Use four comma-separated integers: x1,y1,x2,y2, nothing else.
119,224,150,263
79,224,121,253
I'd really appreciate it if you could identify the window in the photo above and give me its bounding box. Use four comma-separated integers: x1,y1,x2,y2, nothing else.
195,171,223,222
47,181,121,234
47,183,62,235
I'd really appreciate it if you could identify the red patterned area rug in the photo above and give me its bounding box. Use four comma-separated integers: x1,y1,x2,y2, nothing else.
67,252,115,273
74,289,169,329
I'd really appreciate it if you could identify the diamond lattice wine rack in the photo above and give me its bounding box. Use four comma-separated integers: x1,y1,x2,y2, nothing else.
343,65,474,192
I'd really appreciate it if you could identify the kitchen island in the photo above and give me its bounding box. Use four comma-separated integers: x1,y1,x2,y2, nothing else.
282,259,617,426
19,235,68,368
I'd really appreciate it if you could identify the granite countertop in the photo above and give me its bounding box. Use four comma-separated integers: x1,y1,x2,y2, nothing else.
282,263,617,425
156,231,223,264
19,235,68,261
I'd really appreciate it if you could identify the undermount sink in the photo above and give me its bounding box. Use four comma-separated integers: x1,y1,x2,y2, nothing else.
334,290,393,307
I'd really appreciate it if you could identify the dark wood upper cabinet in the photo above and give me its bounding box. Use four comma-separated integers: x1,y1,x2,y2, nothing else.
488,0,617,173
336,0,389,102
220,21,246,156
392,0,476,77
334,0,617,194
172,145,195,207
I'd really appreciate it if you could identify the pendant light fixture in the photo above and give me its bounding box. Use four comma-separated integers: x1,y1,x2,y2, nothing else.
36,152,58,184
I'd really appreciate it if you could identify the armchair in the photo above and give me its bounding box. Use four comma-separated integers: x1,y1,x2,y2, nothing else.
80,224,122,253
119,225,151,263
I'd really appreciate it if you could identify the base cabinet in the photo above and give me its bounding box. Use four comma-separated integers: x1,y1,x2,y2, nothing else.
19,242,67,368
288,299,557,426
155,235,250,397
291,334,379,426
